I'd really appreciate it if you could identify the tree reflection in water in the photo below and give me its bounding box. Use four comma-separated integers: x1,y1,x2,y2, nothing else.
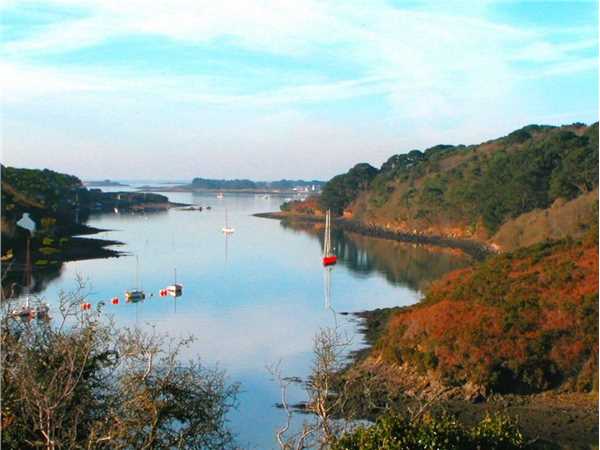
280,219,472,292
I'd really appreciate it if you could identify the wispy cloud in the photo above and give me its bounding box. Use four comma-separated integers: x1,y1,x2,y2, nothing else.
3,0,595,104
1,0,597,179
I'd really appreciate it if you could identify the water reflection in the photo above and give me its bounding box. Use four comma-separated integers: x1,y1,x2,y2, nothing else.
224,232,231,262
324,266,332,311
3,262,67,299
2,208,170,300
280,219,472,292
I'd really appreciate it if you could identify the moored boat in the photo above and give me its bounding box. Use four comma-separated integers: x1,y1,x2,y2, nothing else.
126,256,145,302
322,209,337,266
222,208,235,234
166,284,182,294
165,269,183,296
125,290,146,302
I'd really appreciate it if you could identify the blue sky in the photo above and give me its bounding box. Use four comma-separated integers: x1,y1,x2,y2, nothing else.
1,0,597,180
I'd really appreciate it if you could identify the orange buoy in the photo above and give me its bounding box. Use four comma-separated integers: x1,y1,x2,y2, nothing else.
111,297,119,305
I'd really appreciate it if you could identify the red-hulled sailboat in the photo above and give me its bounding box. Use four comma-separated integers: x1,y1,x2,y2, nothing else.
322,209,337,266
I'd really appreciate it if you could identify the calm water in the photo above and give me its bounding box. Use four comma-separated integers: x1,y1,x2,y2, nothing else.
35,188,470,449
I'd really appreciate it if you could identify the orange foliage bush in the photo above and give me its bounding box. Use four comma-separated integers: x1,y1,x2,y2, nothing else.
376,233,599,393
281,196,323,216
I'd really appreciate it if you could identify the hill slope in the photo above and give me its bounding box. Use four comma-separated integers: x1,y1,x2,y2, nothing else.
319,122,598,250
369,230,598,396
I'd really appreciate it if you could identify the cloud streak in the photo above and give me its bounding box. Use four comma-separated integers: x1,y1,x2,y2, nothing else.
1,0,597,179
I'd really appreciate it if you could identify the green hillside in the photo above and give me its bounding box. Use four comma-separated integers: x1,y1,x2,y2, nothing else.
320,123,598,247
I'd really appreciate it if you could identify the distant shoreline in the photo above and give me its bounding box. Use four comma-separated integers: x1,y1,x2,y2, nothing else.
84,180,129,187
137,185,314,195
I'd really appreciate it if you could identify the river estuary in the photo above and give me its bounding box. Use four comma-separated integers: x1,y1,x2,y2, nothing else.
33,187,471,449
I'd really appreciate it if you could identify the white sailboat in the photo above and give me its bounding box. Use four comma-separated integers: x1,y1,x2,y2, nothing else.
125,256,145,302
222,208,235,234
166,268,183,296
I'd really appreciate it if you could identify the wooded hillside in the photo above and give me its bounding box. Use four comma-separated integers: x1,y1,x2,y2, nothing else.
319,122,598,248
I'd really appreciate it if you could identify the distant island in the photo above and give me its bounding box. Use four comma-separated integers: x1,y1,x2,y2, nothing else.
137,178,325,194
84,179,129,187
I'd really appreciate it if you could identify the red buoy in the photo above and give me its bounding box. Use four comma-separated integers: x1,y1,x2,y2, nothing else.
111,297,119,305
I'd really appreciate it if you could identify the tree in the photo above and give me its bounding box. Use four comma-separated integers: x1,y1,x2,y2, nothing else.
320,164,379,215
270,325,397,450
1,282,239,450
270,324,523,450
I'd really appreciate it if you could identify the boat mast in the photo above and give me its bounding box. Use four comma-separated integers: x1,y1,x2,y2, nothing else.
324,210,331,257
25,235,31,292
135,255,140,290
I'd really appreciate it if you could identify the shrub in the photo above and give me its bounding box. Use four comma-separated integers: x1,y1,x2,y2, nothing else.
377,236,598,394
38,247,59,256
332,412,524,450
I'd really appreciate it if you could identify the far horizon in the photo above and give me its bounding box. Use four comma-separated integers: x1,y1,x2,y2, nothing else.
81,177,327,183
2,1,598,180
6,119,597,182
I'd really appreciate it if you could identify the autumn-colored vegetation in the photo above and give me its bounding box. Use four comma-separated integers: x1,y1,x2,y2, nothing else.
491,189,598,251
374,229,599,394
280,195,324,216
